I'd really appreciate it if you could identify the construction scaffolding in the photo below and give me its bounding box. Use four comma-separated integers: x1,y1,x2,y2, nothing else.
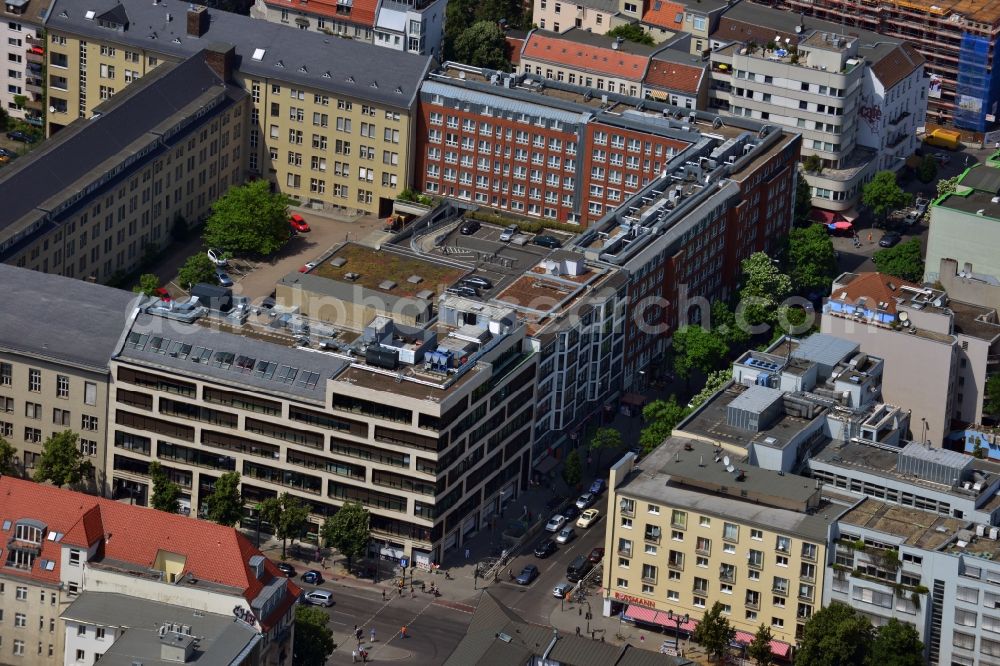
956,33,991,131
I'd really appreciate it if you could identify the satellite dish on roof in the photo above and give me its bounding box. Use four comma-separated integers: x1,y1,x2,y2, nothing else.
723,455,731,467
899,311,909,322
726,465,736,473
794,24,803,33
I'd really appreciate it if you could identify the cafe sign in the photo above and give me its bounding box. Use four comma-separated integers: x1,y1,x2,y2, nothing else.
613,591,656,608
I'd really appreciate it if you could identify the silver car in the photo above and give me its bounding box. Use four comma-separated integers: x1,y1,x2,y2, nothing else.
553,582,573,598
216,270,234,287
500,224,519,242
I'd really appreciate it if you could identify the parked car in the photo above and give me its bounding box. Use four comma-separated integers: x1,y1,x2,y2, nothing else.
515,565,540,585
566,555,593,583
552,582,573,598
588,547,605,563
275,562,296,577
576,508,601,528
461,275,493,290
545,514,567,532
0,147,16,158
299,262,317,273
153,287,171,302
534,539,558,559
446,284,479,298
915,197,930,215
6,130,34,143
289,213,311,232
460,219,481,235
215,270,234,287
301,570,324,585
304,590,334,606
533,234,561,249
879,231,902,248
932,153,951,165
575,493,596,510
561,505,580,521
499,224,519,242
555,527,576,544
589,479,606,495
207,248,228,267
903,210,921,226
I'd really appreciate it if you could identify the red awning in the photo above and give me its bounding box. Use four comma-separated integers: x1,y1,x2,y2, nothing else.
831,220,853,230
732,630,791,657
624,605,659,624
810,208,837,223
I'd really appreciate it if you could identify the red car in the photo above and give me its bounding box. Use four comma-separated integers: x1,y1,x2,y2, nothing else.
588,547,605,563
153,287,171,302
299,262,317,273
289,214,310,233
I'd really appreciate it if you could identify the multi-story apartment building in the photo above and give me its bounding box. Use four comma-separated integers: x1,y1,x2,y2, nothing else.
763,0,1000,131
822,272,1000,446
0,264,136,488
43,0,432,218
0,50,245,282
641,46,709,111
1,0,46,123
604,437,839,656
708,3,926,211
0,476,298,666
108,248,536,564
926,162,1000,285
250,0,446,57
533,0,626,34
625,0,729,54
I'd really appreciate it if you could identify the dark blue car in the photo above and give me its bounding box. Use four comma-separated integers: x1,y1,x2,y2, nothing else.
301,569,324,585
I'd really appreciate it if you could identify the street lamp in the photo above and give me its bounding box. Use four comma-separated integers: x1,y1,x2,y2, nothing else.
666,610,689,653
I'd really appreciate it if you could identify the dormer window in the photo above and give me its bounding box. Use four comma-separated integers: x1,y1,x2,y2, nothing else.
14,521,44,545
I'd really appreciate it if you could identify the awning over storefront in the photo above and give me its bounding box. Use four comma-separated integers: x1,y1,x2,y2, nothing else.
733,630,792,658
623,606,699,632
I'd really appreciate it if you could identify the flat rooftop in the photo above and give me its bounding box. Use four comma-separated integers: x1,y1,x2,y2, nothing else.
950,299,1000,341
618,438,839,541
938,188,1000,219
839,498,968,550
307,243,467,298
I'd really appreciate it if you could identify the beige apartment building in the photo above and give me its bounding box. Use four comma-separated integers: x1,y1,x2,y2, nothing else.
604,437,840,655
44,0,431,218
0,265,136,491
107,265,536,564
533,0,626,34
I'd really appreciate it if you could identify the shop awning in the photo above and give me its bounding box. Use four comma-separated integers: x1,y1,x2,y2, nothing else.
828,220,853,230
733,630,792,658
624,606,699,631
810,208,847,224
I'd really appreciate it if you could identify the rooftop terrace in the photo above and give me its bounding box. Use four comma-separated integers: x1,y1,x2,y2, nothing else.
839,498,968,550
307,243,467,298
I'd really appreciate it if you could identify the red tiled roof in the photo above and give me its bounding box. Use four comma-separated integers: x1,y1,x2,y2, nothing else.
830,272,920,315
264,0,378,28
871,42,926,90
522,33,651,81
0,477,296,627
641,0,685,31
644,57,705,94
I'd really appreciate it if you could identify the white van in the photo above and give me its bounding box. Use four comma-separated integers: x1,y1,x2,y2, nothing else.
304,590,334,607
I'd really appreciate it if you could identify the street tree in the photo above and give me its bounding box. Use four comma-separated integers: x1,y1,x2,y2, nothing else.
788,224,838,295
794,175,813,226
204,471,244,527
797,602,874,666
0,435,18,476
747,624,774,666
916,154,938,183
443,0,474,60
870,618,924,666
474,0,523,26
321,501,371,573
688,369,731,410
672,324,729,381
203,180,292,256
293,605,336,666
639,397,688,454
738,252,792,329
453,21,510,71
692,602,736,661
607,23,655,46
149,462,182,513
33,430,93,488
133,273,160,297
588,427,622,468
562,449,582,488
985,374,1000,418
861,170,911,225
873,238,924,282
177,252,217,290
260,493,311,559
711,299,749,351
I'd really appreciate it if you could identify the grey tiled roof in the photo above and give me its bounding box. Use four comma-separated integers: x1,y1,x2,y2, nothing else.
0,264,138,370
44,0,433,109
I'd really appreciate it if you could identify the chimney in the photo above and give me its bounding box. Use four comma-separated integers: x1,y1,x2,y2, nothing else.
187,4,209,37
203,44,235,81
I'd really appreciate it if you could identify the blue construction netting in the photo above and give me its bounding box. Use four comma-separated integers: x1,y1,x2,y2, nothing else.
955,32,993,131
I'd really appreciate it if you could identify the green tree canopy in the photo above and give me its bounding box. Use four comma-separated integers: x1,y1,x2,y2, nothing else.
692,602,736,660
0,435,18,477
861,170,911,223
639,397,689,454
606,23,655,46
588,427,622,468
872,238,924,282
788,224,838,295
870,618,924,666
133,273,160,297
177,252,218,290
562,449,582,487
261,493,311,558
738,253,793,330
986,374,1000,418
33,430,93,488
444,0,526,60
204,471,244,527
795,175,813,226
937,175,959,198
711,299,750,351
797,602,874,666
321,501,371,572
293,605,336,666
203,180,292,256
916,154,938,183
149,461,182,513
747,623,774,666
688,369,732,410
672,324,729,380
453,21,510,71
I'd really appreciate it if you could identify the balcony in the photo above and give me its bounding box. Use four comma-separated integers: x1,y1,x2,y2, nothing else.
644,531,661,545
618,547,633,558
745,598,760,610
668,559,684,572
25,47,44,64
720,570,736,584
772,585,789,597
748,558,764,571
694,585,709,595
25,78,42,95
888,111,910,127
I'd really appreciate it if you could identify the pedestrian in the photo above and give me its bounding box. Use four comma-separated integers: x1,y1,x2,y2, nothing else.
381,589,386,601
868,231,873,243
361,649,368,664
352,648,358,663
464,547,470,559
371,627,376,642
401,625,408,639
